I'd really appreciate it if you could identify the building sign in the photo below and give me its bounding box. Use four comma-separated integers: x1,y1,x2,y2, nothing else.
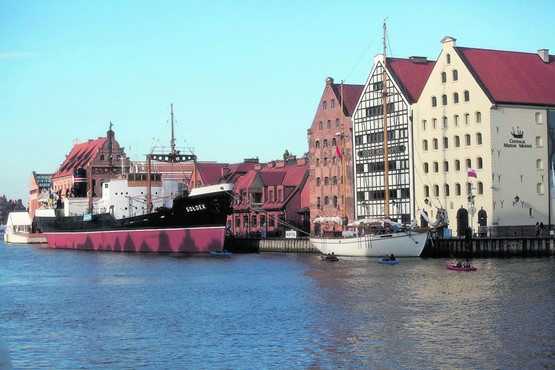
504,127,532,148
285,230,297,239
357,145,406,158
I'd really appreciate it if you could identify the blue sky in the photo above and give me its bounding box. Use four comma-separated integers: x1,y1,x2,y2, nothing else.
1,0,553,203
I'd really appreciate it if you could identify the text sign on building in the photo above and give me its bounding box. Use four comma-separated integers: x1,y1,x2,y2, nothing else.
285,230,297,239
504,127,532,148
357,145,406,158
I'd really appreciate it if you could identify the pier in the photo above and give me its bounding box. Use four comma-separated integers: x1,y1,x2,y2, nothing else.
225,236,555,257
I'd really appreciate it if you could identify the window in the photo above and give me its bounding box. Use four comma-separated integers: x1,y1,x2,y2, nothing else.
422,120,427,131
432,96,437,107
433,118,437,129
433,162,439,172
423,140,428,151
316,158,320,166
434,185,440,197
464,90,470,102
443,116,448,128
316,177,321,186
464,113,470,125
424,185,430,198
323,139,328,147
536,159,544,170
324,177,330,185
476,132,482,145
442,94,447,105
317,197,321,209
477,182,483,195
475,111,482,123
455,160,461,171
535,112,542,124
455,183,461,196
323,101,327,110
331,138,336,146
323,157,328,166
444,184,450,196
536,136,543,147
453,69,458,81
324,196,329,205
315,141,320,148
454,135,461,147
477,157,483,169
446,53,451,64
333,196,338,208
443,160,449,172
465,134,471,146
537,182,545,194
319,121,323,130
332,176,337,185
443,137,449,149
331,99,335,108
441,72,447,83
327,120,331,129
453,92,459,104
454,114,459,126
466,159,472,169
433,138,438,150
336,118,340,127
423,163,429,173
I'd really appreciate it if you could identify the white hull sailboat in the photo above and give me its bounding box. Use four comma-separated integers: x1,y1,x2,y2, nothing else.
309,21,436,257
310,230,428,257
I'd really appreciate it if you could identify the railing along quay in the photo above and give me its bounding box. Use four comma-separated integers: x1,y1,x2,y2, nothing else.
225,235,555,257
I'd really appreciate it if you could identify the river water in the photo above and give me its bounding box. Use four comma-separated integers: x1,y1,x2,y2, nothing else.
1,241,554,369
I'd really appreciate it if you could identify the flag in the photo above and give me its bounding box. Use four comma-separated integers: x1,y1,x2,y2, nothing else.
335,143,342,158
467,167,477,178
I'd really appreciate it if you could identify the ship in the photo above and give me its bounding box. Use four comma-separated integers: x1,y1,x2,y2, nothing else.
34,106,235,253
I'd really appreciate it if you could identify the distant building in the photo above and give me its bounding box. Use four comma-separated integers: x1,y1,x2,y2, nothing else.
307,77,363,232
230,156,310,237
28,172,52,219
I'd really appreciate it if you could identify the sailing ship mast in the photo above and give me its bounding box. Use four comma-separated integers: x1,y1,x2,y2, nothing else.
382,20,390,219
340,81,347,224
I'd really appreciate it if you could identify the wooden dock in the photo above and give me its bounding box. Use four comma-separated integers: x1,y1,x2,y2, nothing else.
225,236,555,257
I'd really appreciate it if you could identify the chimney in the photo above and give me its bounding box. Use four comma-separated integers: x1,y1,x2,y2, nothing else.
409,56,428,64
325,77,334,85
538,49,549,63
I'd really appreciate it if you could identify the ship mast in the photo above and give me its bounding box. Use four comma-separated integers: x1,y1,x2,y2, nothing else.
382,20,390,219
146,104,196,213
340,81,347,224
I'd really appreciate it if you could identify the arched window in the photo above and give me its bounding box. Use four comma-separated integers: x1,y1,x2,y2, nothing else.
317,197,321,209
323,157,328,166
477,182,484,195
322,101,327,110
316,177,321,186
441,72,447,83
453,92,459,104
475,111,482,123
423,162,429,173
100,155,105,161
536,136,543,147
432,118,437,129
466,159,472,169
332,176,337,185
423,140,428,151
443,136,449,149
537,183,545,194
331,99,335,108
455,183,461,196
422,119,427,130
432,96,437,107
331,138,336,146
316,158,320,166
442,94,447,105
454,114,460,126
465,134,471,146
424,185,430,197
443,161,449,172
444,184,450,196
327,120,331,129
333,196,338,208
453,69,458,81
464,90,470,102
324,177,329,186
535,112,542,124
464,113,470,125
315,141,320,148
536,159,544,170
434,185,440,197
454,135,460,147
433,162,439,172
324,196,329,205
476,132,482,145
455,160,461,171
446,53,451,64
323,139,328,147
433,138,438,150
319,121,323,130
477,157,483,169
443,116,448,128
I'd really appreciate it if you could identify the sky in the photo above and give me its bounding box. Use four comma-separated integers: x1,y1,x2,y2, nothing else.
1,0,554,203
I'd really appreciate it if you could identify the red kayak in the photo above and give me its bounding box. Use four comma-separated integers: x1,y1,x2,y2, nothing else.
445,263,477,271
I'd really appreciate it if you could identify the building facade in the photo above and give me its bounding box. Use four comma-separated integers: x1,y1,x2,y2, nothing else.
307,77,363,232
413,37,555,235
352,55,435,224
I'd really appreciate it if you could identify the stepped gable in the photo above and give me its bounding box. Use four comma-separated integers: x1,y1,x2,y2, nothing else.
455,47,555,106
53,138,107,179
388,57,436,103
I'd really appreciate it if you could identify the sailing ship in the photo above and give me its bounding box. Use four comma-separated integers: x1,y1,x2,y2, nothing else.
34,105,235,253
309,22,445,257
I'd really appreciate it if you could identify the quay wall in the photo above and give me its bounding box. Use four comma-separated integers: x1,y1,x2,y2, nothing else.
225,236,555,257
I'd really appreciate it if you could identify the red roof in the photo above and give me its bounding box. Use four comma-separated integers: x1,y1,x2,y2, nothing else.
332,83,364,116
456,47,555,106
196,162,228,185
388,57,436,103
53,138,107,178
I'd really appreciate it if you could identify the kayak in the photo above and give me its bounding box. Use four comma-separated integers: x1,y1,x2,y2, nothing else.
445,264,476,271
210,251,232,256
377,258,400,265
321,255,339,262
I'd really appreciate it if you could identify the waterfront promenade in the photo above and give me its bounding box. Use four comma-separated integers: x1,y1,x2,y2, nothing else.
225,235,555,257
